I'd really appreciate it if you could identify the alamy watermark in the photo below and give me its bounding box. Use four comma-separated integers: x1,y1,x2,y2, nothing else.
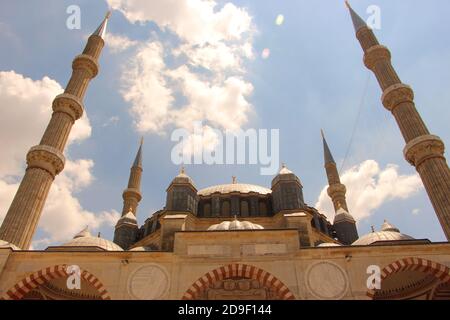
171,122,280,176
66,265,81,290
366,265,381,290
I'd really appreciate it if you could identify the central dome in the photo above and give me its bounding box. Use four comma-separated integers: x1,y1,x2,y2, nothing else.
198,183,272,196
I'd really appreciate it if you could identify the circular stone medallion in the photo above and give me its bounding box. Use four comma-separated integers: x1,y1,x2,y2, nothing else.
128,264,169,300
305,261,349,300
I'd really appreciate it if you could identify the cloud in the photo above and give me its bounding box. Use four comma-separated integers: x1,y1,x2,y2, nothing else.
0,71,117,248
106,33,139,53
315,160,423,223
102,115,120,127
107,0,252,45
109,0,255,154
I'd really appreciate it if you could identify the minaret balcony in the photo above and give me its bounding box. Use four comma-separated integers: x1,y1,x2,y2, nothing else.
26,145,65,177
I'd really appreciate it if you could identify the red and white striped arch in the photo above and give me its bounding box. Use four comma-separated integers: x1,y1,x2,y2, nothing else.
182,263,295,300
367,257,450,298
0,264,111,300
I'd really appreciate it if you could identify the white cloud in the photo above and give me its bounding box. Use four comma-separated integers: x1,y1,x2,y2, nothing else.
0,71,117,248
412,208,421,216
107,0,252,45
315,160,423,223
121,42,174,133
109,0,255,154
106,33,139,53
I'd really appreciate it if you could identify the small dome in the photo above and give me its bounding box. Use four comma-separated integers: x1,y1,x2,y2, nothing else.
129,246,153,251
381,219,400,233
117,209,137,225
61,236,124,251
0,240,21,250
171,167,195,186
334,207,356,224
271,164,302,187
73,226,90,238
353,221,413,246
207,218,264,231
59,227,123,251
317,243,341,247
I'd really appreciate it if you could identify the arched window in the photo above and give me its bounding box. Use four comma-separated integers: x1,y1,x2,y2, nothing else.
241,200,249,217
222,201,230,217
259,201,267,216
204,203,211,217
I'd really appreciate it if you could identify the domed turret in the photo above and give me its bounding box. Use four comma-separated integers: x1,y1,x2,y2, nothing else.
166,167,198,215
333,205,358,245
114,208,139,250
271,164,305,213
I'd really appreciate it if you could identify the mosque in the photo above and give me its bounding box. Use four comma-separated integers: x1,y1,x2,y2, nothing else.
0,4,449,300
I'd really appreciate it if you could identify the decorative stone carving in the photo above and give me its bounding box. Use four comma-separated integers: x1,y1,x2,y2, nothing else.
72,54,99,77
52,93,84,121
26,145,65,177
381,83,415,111
200,277,279,300
306,261,349,300
363,45,391,69
404,135,445,167
128,264,170,300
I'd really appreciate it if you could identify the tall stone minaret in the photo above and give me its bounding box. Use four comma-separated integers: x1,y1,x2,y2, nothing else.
113,139,143,249
346,2,450,240
321,130,348,212
0,12,111,249
120,138,143,217
321,130,358,244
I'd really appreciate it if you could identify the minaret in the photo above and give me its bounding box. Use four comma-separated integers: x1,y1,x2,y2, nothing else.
120,138,143,216
113,139,143,249
346,2,450,240
321,130,348,212
0,12,111,249
321,130,358,244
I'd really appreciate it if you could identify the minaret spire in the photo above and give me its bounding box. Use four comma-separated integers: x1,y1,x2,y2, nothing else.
321,130,358,245
321,130,348,211
347,4,450,240
321,129,336,164
113,138,143,249
93,11,111,39
345,1,367,32
121,139,144,216
0,13,109,249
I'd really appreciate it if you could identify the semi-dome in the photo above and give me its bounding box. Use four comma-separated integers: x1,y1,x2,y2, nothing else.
0,240,21,250
198,183,271,196
353,220,414,246
207,218,264,231
59,227,123,251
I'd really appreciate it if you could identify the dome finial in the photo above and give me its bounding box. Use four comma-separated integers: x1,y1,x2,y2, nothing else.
232,176,237,184
180,166,185,175
371,225,375,233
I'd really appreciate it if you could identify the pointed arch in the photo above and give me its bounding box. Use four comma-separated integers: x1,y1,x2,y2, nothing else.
1,264,111,300
182,263,295,300
367,257,450,299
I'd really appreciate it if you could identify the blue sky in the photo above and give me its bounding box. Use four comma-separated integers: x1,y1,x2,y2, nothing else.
0,0,449,248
